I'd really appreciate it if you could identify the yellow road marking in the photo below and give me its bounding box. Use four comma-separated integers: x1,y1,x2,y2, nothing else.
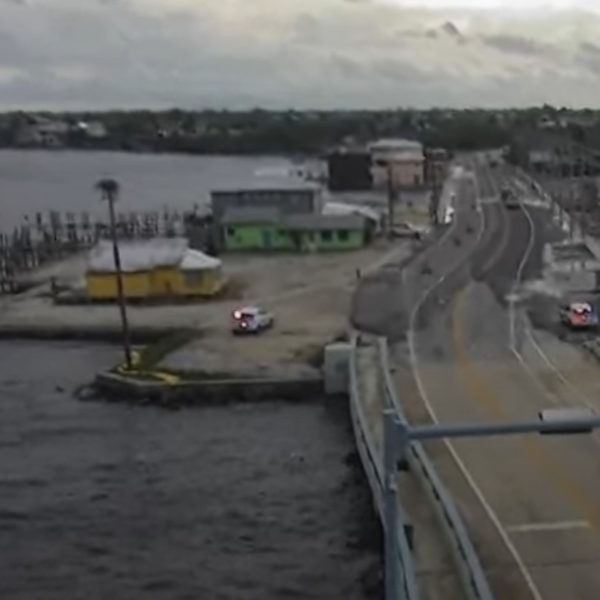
479,202,510,275
452,286,600,533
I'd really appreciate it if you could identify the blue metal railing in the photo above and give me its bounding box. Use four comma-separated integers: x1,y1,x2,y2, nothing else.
378,339,494,600
349,335,420,600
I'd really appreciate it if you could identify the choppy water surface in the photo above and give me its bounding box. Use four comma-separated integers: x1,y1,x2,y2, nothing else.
0,341,381,600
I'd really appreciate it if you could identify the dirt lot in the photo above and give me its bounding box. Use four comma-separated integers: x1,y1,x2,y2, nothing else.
0,240,413,377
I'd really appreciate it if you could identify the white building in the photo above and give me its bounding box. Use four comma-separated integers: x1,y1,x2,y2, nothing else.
77,121,108,138
16,116,69,147
368,138,425,189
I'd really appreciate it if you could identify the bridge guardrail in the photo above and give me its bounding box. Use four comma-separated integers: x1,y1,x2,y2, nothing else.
378,338,494,600
349,335,421,600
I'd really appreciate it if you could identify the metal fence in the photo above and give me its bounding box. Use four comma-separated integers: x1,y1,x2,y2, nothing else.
377,338,494,600
0,208,214,293
348,335,421,600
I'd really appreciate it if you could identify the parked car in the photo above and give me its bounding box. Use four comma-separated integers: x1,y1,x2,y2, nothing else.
231,306,274,334
559,302,598,330
391,222,423,240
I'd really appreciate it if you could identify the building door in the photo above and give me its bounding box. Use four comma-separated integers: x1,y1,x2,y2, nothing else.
261,230,273,249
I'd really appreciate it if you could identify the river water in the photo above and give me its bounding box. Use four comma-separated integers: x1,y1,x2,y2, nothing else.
0,341,382,600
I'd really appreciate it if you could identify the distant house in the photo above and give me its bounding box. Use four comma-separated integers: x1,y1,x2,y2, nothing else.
76,121,107,139
368,138,425,189
221,208,288,251
16,115,69,147
221,208,366,252
86,238,224,301
528,150,554,172
211,183,322,223
537,115,557,130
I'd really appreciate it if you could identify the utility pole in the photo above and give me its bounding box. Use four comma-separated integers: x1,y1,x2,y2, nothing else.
549,147,562,225
564,141,574,242
95,178,132,370
387,162,397,236
429,153,440,227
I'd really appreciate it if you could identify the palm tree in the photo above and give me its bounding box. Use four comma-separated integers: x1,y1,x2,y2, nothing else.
95,178,132,369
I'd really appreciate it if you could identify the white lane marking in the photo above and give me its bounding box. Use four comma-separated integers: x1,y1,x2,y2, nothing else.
407,163,545,600
512,201,600,415
509,195,536,353
507,520,590,534
512,203,600,445
509,195,565,406
525,328,598,415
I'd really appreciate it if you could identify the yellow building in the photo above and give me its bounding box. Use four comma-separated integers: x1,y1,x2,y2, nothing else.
86,238,224,301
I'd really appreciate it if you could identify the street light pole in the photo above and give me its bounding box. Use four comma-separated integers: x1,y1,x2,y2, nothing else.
95,178,132,370
382,408,600,600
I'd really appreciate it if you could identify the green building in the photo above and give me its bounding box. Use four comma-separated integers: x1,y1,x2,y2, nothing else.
222,207,367,252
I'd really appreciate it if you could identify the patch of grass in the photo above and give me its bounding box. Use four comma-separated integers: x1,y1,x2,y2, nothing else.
293,333,348,368
293,343,324,368
137,329,201,370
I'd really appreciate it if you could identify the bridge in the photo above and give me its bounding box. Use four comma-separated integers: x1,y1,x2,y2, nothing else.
344,155,600,600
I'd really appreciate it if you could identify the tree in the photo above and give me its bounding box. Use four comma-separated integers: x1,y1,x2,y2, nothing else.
95,178,132,369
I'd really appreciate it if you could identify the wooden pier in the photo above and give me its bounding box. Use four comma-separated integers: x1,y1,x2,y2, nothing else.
0,208,216,294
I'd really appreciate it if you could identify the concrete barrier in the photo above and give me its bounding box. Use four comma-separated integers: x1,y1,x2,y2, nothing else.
94,370,323,405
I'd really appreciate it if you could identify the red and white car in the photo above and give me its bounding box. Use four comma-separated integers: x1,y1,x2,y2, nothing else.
231,306,275,335
559,302,599,330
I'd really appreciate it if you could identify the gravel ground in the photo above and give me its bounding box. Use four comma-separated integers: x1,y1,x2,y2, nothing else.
1,241,410,377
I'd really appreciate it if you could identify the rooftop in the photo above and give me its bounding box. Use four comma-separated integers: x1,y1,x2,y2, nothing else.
211,180,321,194
283,214,365,231
87,238,221,273
369,138,423,152
221,207,366,231
221,207,280,225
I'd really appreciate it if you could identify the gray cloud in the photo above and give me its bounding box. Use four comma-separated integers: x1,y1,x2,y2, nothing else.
441,21,461,38
0,1,598,109
330,53,363,77
580,41,600,55
482,34,551,56
577,42,600,75
292,13,321,44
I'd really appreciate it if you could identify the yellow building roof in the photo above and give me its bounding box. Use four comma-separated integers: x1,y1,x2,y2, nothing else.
87,238,221,273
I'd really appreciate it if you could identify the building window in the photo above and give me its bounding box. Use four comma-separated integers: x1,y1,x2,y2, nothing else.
338,230,349,241
321,230,332,241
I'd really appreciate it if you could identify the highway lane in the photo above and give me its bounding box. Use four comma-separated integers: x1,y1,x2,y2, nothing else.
395,156,600,600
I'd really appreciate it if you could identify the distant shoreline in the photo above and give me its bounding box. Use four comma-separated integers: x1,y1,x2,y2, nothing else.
0,145,308,159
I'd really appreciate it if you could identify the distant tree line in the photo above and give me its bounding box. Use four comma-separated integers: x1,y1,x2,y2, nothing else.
0,106,598,156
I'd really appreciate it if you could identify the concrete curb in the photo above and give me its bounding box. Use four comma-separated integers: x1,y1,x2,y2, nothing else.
94,370,324,405
0,325,175,343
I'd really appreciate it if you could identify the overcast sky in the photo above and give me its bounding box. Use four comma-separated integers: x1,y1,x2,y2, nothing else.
2,0,600,110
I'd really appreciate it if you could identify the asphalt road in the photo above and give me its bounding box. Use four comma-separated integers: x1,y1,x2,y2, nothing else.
392,155,600,600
